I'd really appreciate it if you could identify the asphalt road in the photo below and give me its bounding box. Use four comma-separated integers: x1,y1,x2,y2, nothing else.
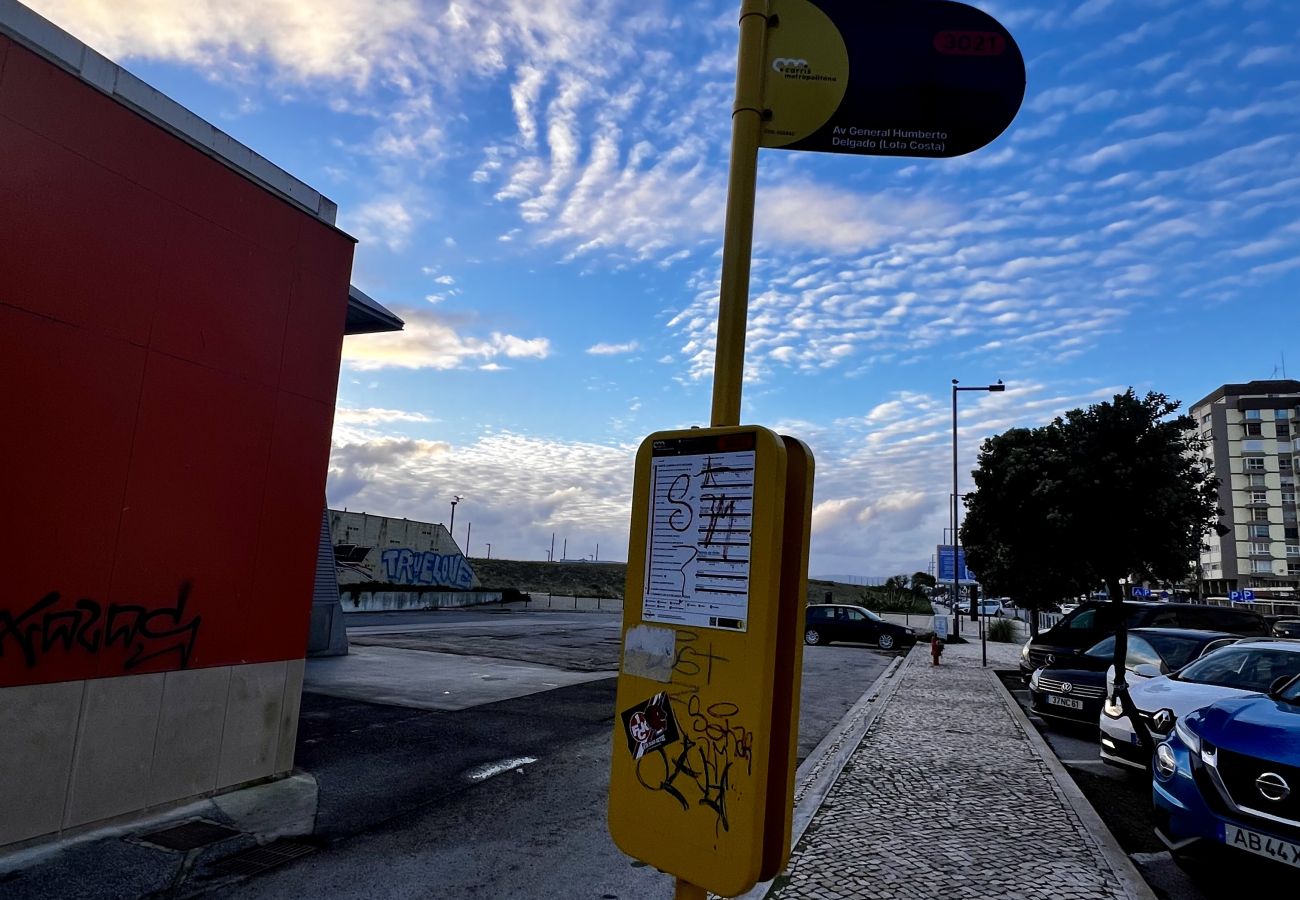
219,609,895,899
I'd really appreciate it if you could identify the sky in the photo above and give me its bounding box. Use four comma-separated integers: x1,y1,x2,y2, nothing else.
28,0,1300,578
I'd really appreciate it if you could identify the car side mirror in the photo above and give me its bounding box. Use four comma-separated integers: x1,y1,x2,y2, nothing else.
1131,663,1164,679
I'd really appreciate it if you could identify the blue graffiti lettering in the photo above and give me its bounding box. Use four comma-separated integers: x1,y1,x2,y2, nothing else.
379,549,473,588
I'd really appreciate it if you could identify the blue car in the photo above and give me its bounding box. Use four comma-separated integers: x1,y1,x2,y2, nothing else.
1152,673,1300,874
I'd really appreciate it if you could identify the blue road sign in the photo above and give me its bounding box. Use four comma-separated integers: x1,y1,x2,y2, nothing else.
1230,590,1242,602
936,544,972,582
1243,590,1256,602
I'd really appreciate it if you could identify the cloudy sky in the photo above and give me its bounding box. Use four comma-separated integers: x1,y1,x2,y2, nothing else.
30,0,1299,578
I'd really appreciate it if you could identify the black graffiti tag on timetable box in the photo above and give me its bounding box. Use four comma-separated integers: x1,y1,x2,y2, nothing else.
0,582,202,672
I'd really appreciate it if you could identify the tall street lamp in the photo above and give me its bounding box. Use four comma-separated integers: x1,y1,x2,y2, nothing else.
953,378,1005,667
449,495,463,544
485,542,491,560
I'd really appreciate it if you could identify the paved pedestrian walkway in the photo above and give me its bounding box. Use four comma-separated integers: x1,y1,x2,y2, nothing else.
766,638,1153,900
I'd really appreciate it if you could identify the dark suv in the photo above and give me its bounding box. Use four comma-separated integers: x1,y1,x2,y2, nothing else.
1019,601,1269,679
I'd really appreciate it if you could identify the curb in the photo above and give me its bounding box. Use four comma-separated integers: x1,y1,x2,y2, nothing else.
990,670,1159,900
736,651,910,899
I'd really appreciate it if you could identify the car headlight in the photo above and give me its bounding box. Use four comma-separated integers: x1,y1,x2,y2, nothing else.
1174,717,1201,754
1029,668,1041,690
905,628,916,635
1020,640,1031,663
1102,695,1124,719
1154,742,1177,780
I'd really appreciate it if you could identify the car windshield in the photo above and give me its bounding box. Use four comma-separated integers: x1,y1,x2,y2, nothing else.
1082,635,1164,670
1278,676,1300,704
1175,647,1300,690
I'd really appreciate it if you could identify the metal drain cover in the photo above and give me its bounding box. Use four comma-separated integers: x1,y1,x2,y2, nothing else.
137,819,241,852
208,839,318,877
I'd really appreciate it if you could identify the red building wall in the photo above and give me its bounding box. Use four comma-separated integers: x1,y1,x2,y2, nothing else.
0,36,355,687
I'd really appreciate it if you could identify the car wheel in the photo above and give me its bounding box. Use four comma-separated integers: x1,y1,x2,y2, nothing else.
878,633,896,651
804,629,822,646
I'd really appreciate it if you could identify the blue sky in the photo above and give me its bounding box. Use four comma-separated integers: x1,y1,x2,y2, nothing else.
32,0,1299,577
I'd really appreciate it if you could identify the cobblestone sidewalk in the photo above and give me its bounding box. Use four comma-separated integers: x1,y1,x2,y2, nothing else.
769,640,1151,900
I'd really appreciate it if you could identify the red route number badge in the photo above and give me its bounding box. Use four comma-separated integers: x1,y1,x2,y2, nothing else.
621,692,681,760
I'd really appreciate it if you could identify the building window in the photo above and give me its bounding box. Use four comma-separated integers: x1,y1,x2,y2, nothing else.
1282,457,1294,472
1251,524,1271,538
1287,545,1300,557
1281,424,1293,439
1246,409,1263,420
1250,474,1267,488
1245,457,1266,471
1278,409,1292,420
1253,507,1271,521
1252,560,1274,573
1245,422,1263,436
1202,413,1212,424
1290,562,1300,575
1252,542,1273,554
1285,492,1297,504
1251,490,1268,503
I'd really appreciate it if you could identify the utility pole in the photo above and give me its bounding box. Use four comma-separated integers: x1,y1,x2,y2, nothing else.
550,533,555,562
466,522,471,557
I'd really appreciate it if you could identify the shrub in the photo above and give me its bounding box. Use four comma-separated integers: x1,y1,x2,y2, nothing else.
987,617,1017,642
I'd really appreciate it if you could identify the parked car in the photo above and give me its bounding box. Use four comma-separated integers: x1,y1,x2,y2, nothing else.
1152,673,1300,874
1099,638,1300,771
804,604,918,650
1019,601,1270,680
954,599,1004,617
1273,618,1300,638
1029,629,1238,727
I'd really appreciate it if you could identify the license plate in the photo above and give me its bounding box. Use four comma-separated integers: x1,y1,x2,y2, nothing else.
1046,695,1084,710
1224,824,1300,868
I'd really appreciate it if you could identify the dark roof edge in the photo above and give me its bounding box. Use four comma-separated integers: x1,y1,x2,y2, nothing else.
346,285,404,335
1190,379,1300,410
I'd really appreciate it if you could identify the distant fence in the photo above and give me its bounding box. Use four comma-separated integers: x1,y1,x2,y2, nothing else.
511,593,623,612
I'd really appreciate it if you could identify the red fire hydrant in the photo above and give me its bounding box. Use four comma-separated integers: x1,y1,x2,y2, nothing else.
930,634,944,666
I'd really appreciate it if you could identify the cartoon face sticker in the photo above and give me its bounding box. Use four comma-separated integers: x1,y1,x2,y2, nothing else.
620,692,681,759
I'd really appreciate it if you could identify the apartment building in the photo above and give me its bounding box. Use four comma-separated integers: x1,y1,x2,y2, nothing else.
1192,380,1300,597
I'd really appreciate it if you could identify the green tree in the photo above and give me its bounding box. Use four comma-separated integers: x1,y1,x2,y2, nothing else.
961,390,1223,749
911,571,936,594
961,426,1087,633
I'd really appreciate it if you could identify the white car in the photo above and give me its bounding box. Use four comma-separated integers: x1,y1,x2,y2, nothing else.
1099,638,1300,771
956,599,1004,617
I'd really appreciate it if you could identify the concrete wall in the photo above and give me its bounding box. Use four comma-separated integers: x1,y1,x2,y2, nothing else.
331,509,481,590
340,590,502,612
0,660,303,847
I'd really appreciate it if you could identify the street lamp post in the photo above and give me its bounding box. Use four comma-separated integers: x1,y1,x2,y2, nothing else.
485,543,491,560
449,495,463,544
952,378,1005,667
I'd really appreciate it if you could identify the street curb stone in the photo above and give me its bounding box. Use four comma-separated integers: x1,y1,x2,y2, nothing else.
991,669,1159,900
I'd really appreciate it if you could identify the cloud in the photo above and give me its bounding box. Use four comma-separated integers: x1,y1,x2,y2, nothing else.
334,406,433,426
327,431,636,561
341,197,420,252
341,307,550,371
586,341,640,355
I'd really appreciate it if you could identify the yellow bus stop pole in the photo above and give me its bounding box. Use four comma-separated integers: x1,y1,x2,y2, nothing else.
710,0,772,429
677,1,770,896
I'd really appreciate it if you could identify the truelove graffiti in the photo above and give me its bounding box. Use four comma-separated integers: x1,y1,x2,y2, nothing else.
380,548,474,588
0,582,201,672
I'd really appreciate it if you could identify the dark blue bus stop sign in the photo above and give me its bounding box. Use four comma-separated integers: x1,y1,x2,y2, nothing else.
761,0,1026,159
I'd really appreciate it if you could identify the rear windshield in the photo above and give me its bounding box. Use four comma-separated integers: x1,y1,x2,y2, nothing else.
1176,647,1300,691
1060,605,1147,631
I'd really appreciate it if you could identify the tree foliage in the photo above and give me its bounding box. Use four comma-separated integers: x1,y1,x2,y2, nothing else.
961,390,1222,607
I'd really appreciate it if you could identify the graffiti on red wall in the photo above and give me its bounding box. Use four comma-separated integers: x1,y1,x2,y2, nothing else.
0,582,201,672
